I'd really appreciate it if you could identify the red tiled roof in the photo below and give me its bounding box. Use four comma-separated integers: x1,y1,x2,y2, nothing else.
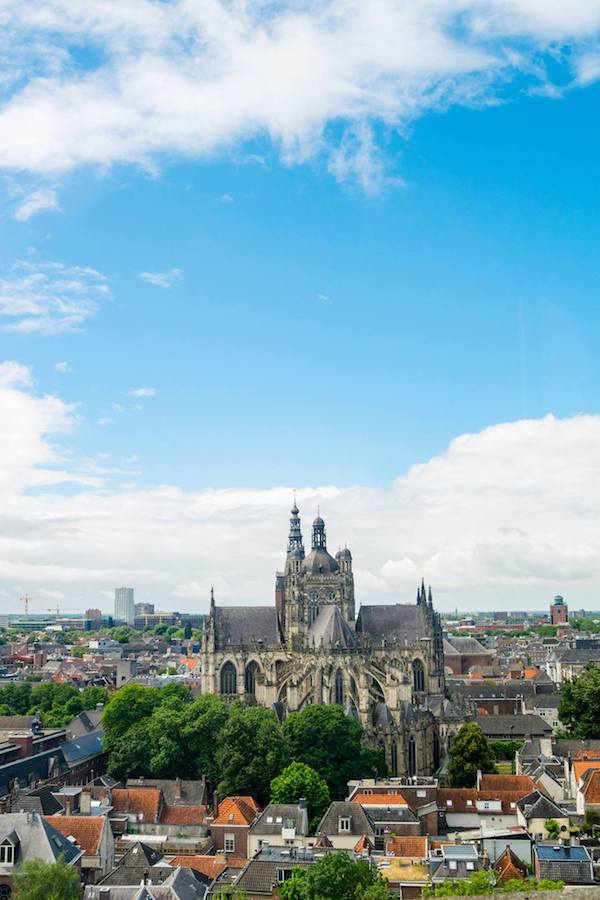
479,775,535,793
45,815,103,855
573,760,600,783
213,796,259,826
386,836,428,859
160,804,206,825
169,856,228,879
354,835,375,853
495,847,527,884
111,788,162,822
582,770,600,803
354,792,407,806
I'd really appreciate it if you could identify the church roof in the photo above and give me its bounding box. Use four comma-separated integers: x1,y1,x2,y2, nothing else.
213,607,280,649
307,605,356,649
303,547,339,575
355,603,429,643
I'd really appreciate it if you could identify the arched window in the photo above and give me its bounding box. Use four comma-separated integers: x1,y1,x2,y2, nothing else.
391,741,398,777
245,660,259,695
433,731,440,771
408,736,416,778
335,669,344,705
412,658,425,693
220,661,237,695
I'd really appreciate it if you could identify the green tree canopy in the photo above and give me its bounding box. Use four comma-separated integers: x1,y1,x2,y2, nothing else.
446,723,496,788
559,661,600,738
270,762,330,831
13,858,83,900
279,852,391,900
284,705,386,799
102,683,162,750
216,703,288,803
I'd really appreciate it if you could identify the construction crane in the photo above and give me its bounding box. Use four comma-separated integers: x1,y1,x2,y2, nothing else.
46,605,81,620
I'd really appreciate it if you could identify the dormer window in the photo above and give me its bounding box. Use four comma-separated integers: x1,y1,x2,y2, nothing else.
339,816,351,833
0,842,15,865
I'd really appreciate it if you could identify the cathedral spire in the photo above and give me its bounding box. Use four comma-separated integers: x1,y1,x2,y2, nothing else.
312,512,326,550
287,495,305,557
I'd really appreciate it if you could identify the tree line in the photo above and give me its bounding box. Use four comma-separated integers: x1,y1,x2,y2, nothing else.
103,683,386,805
0,682,108,728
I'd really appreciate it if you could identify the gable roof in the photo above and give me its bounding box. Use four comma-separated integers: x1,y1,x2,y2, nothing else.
386,835,428,859
478,774,535,793
580,769,600,803
213,607,279,649
573,760,600,783
495,846,528,884
355,604,428,643
250,803,309,836
111,788,162,822
0,814,82,869
45,815,104,855
213,796,259,826
518,790,567,819
316,801,375,837
160,805,206,826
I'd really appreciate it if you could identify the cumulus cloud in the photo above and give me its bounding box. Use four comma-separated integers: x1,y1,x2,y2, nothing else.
13,187,60,222
130,387,155,397
55,361,70,374
0,261,109,334
0,365,599,612
0,2,599,188
139,269,181,289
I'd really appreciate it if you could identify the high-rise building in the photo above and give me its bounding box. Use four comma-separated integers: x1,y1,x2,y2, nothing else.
85,608,102,620
114,587,135,625
550,594,569,625
135,602,155,616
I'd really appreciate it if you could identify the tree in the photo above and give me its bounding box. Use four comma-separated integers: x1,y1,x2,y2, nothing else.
545,818,560,839
102,683,162,749
279,852,391,900
216,703,288,803
446,723,496,788
183,621,192,640
559,662,600,738
106,720,153,780
182,694,230,783
270,762,330,831
13,858,83,900
284,705,386,799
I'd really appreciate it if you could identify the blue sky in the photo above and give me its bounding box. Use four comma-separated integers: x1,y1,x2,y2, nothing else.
1,1,600,612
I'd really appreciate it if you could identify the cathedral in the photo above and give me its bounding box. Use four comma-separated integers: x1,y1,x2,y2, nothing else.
201,502,452,778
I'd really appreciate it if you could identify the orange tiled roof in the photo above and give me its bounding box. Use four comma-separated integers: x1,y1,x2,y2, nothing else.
582,770,600,803
573,760,600,783
495,846,527,884
213,796,259,826
354,792,407,806
575,749,600,759
160,804,206,825
111,788,162,822
479,775,535,793
46,815,103,855
169,856,228,879
523,667,539,679
354,835,375,853
386,836,428,859
179,657,199,671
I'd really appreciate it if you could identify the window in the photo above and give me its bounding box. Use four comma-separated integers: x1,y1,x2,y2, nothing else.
446,800,453,807
391,741,398,777
466,862,474,871
466,800,473,807
408,736,416,778
412,659,425,693
510,802,516,808
220,661,237,695
0,844,14,865
224,834,235,853
277,869,293,882
449,860,457,871
335,669,344,705
339,817,351,832
245,660,259,695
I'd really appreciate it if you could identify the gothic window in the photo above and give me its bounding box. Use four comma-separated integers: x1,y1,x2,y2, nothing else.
391,741,398,777
408,736,416,778
220,661,237,695
412,658,425,693
245,660,259,695
335,669,344,705
349,675,358,697
433,731,440,771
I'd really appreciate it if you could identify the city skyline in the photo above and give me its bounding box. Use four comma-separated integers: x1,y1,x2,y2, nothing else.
2,3,600,612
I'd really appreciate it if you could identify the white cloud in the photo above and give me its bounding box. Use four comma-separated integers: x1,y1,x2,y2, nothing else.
219,193,234,204
96,417,113,426
139,269,181,289
0,261,109,334
0,367,600,612
0,2,599,188
55,361,70,374
13,187,60,222
130,387,155,397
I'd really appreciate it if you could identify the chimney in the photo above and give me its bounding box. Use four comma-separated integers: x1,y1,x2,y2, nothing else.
80,791,92,815
213,790,219,814
175,777,182,801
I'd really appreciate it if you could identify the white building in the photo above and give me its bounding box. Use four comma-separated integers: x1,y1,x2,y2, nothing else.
114,587,134,625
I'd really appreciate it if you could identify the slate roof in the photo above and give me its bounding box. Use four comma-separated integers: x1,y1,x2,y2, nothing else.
250,803,309,837
213,607,280,649
518,789,566,819
87,867,206,899
127,778,207,807
307,604,356,649
14,785,63,815
476,714,551,738
68,709,103,737
444,637,492,655
61,729,104,765
355,604,428,643
556,648,600,663
316,801,375,837
0,813,82,871
234,858,312,895
534,844,593,884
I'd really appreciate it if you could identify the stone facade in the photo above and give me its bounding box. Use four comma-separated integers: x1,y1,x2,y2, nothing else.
201,503,454,777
